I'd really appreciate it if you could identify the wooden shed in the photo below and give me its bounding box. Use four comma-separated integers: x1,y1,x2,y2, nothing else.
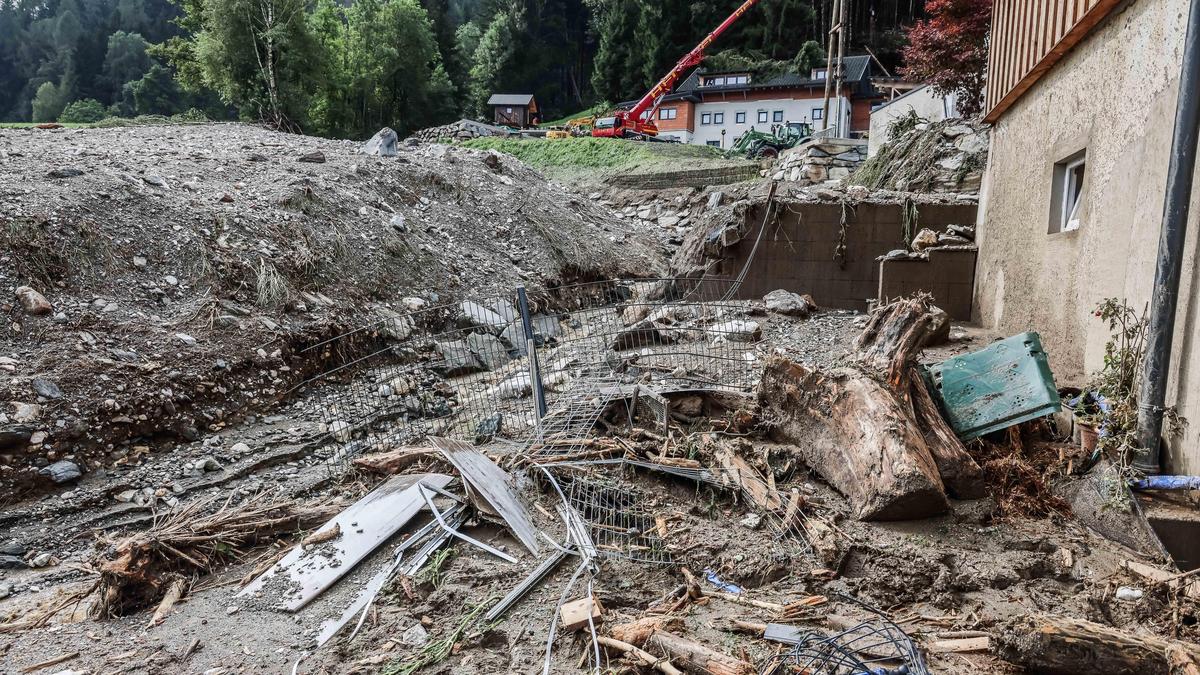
487,94,539,127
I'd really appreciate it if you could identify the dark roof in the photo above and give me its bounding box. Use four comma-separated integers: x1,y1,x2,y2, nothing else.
618,55,877,109
487,94,535,106
662,55,873,100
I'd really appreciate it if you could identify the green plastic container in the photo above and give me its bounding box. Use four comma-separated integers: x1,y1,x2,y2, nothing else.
923,331,1061,440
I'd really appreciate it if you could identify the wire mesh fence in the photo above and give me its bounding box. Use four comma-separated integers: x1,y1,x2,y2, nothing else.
299,277,763,470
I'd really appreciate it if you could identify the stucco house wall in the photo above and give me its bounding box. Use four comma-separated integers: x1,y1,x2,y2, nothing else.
974,0,1200,472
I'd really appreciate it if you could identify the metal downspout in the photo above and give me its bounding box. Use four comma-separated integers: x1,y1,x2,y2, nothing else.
1134,0,1200,472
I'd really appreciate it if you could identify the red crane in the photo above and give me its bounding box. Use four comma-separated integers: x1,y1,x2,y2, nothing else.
592,0,761,140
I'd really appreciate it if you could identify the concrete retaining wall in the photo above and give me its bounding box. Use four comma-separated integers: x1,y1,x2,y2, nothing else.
713,201,978,312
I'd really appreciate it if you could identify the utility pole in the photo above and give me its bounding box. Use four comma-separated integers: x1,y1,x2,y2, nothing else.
833,0,848,137
820,0,840,134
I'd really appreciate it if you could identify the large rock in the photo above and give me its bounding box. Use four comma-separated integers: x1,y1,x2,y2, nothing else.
711,319,761,342
921,306,952,347
763,290,816,317
0,426,33,450
467,332,511,371
15,286,51,315
435,340,484,376
363,127,399,157
911,228,940,252
501,315,561,355
31,378,62,399
460,301,507,333
39,460,81,483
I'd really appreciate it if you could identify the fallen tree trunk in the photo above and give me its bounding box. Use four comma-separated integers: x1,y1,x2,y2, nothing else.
759,357,949,520
645,630,755,675
759,295,988,518
905,367,987,499
996,614,1200,675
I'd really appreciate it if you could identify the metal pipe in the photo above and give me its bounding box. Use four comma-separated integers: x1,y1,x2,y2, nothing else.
517,285,548,420
1135,0,1200,473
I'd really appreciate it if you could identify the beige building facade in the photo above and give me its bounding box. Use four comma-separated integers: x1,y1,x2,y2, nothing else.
976,0,1200,472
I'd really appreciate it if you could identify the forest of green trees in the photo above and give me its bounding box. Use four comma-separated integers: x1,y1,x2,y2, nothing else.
0,0,929,138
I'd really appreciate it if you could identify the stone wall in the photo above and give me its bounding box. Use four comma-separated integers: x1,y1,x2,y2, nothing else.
608,165,761,190
771,139,868,184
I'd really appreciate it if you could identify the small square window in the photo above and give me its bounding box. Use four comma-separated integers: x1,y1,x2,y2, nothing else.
811,108,823,121
1049,151,1086,233
713,112,724,124
659,108,677,120
701,112,712,125
757,110,768,123
773,110,784,122
735,111,746,124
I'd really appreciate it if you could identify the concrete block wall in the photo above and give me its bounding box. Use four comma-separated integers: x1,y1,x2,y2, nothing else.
715,201,978,311
878,248,977,319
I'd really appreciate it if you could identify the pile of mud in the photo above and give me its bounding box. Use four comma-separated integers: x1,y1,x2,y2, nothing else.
0,123,663,492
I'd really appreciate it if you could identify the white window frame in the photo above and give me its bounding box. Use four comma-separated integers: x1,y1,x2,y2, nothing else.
1049,150,1086,234
1061,157,1085,232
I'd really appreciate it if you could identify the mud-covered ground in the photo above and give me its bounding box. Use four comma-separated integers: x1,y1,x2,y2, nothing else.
2,308,1194,675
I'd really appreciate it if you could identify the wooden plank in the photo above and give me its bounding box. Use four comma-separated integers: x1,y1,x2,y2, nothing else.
1123,560,1200,599
931,636,991,653
431,437,541,556
984,0,1126,122
237,473,451,610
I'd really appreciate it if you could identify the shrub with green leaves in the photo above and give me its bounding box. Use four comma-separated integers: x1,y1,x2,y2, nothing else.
59,99,109,123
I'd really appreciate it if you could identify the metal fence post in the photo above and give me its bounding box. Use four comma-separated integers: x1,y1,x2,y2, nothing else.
516,286,548,420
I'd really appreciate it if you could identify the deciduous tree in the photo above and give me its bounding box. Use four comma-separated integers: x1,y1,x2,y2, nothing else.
901,0,991,116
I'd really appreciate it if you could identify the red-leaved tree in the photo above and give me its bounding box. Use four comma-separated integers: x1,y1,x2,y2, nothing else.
901,0,992,117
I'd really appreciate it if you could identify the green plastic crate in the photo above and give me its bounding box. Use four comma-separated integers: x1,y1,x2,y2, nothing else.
923,331,1061,440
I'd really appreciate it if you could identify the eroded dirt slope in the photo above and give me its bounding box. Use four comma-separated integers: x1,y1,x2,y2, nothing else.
0,123,664,493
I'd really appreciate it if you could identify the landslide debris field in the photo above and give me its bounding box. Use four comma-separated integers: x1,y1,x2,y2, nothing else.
1,124,1198,675
0,123,662,493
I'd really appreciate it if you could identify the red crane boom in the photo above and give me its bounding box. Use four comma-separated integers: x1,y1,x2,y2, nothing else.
592,0,761,140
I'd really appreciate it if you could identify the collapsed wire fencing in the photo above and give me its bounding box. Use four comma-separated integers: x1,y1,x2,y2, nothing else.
294,275,846,671
299,276,764,471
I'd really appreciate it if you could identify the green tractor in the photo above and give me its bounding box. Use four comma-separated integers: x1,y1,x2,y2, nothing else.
728,121,813,159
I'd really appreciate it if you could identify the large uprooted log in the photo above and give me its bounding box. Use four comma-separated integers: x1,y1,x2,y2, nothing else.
759,296,985,520
996,614,1200,675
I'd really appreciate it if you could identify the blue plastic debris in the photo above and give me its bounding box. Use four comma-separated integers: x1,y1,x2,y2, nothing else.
704,569,743,594
1131,475,1200,491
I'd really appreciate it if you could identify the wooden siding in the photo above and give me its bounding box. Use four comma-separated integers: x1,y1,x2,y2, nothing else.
984,0,1126,122
655,103,695,133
